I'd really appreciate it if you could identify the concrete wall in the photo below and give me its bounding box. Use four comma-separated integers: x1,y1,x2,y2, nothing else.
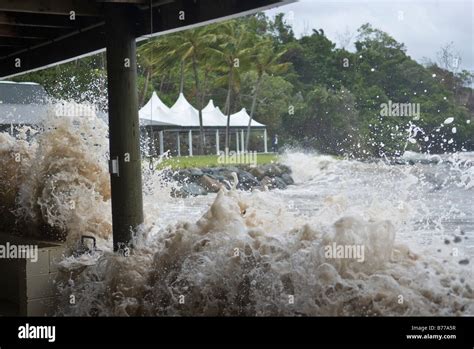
0,233,65,316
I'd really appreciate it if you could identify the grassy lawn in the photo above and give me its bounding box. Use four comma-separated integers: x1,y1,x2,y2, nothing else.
153,153,279,169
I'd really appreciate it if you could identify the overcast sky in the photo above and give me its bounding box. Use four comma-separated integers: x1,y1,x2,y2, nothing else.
264,0,473,72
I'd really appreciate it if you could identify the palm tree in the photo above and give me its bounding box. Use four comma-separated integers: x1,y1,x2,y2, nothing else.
141,29,217,154
137,44,155,106
170,27,217,154
210,22,253,153
245,40,290,151
139,36,180,106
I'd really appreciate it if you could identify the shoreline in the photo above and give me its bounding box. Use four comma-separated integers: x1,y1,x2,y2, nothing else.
163,162,295,197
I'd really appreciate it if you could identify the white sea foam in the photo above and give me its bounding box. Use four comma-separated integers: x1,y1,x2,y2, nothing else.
1,113,472,316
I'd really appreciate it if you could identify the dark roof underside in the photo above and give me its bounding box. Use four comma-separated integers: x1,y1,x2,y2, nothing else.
0,0,293,79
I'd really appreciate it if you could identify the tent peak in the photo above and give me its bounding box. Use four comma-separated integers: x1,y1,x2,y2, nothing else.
203,99,216,112
147,91,170,111
172,92,197,112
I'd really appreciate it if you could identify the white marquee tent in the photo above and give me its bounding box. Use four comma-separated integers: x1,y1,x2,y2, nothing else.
139,92,265,128
139,92,268,156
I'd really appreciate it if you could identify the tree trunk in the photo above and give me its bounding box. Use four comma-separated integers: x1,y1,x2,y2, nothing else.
140,68,151,106
159,73,166,93
192,56,204,155
245,75,263,151
200,70,209,111
225,69,233,153
179,60,185,94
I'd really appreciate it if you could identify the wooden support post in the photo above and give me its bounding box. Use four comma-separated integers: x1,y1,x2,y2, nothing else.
236,130,240,153
188,130,193,156
177,131,181,156
105,4,143,252
264,129,268,153
159,130,164,155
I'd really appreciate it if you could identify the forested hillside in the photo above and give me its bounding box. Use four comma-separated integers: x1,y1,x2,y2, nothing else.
15,13,474,157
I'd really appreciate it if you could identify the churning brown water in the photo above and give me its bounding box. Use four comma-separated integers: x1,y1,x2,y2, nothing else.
1,113,472,316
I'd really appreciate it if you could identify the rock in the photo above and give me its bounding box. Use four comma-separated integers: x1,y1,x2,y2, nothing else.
205,173,218,180
172,169,190,183
260,176,287,190
211,167,225,175
220,170,237,182
272,176,288,189
170,187,183,198
215,175,226,182
263,164,283,177
226,166,240,173
199,175,222,193
265,164,283,177
453,236,462,243
189,168,204,177
260,176,273,188
174,182,207,197
278,164,292,174
171,163,293,194
237,170,259,190
281,173,294,185
160,169,173,181
249,166,266,180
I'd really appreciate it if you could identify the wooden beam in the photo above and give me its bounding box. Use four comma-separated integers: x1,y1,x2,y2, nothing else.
136,0,174,11
98,0,148,3
0,47,22,57
0,12,94,28
0,44,21,50
0,24,69,39
0,24,105,66
0,36,44,47
137,0,294,38
0,0,102,16
0,22,14,36
0,0,292,78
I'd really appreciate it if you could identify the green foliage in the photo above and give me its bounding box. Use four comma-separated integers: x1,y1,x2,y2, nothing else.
284,85,362,155
13,14,473,157
241,72,293,133
155,153,278,170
